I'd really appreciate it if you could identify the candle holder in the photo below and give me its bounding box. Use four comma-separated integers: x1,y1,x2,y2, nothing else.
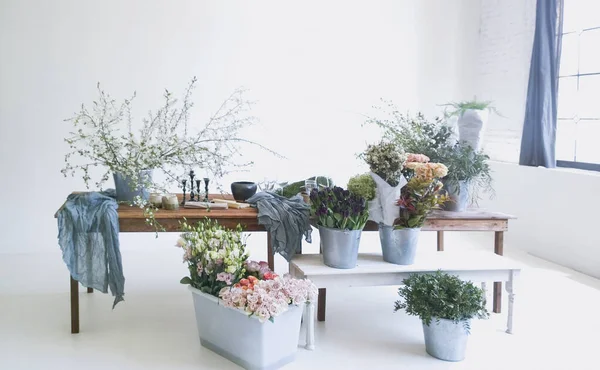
203,178,210,202
189,170,196,201
195,179,201,202
181,179,187,206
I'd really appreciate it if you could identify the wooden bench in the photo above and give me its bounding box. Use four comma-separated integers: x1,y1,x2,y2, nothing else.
289,251,521,350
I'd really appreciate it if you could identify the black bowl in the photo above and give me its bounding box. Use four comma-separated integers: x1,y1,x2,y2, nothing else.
231,181,257,202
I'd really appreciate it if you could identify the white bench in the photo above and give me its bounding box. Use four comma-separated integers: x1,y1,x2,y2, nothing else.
289,251,521,350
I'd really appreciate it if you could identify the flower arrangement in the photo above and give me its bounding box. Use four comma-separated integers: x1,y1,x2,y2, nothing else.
177,218,249,296
309,186,369,230
394,155,448,229
347,173,376,201
394,270,489,331
220,271,317,323
178,219,317,323
360,141,406,187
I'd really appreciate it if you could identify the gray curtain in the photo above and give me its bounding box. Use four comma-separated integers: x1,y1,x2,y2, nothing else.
519,0,564,167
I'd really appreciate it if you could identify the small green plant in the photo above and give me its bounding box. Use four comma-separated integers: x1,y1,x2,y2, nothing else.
309,186,369,230
394,271,489,332
347,174,376,201
275,176,334,198
440,99,500,119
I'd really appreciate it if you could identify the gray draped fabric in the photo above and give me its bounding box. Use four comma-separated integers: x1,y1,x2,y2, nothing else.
246,192,312,261
519,0,564,167
57,190,125,308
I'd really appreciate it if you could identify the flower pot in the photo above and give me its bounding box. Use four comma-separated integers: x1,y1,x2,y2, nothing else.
189,287,303,370
379,226,420,265
318,226,361,269
231,181,258,202
457,109,488,151
422,317,470,362
113,170,153,203
442,180,469,212
368,172,407,226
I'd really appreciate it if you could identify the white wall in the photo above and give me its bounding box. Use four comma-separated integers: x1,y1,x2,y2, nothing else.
479,162,600,279
0,0,422,254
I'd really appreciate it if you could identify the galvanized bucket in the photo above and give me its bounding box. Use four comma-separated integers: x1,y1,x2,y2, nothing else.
113,170,153,203
443,180,470,212
422,318,469,362
318,226,361,269
379,226,420,265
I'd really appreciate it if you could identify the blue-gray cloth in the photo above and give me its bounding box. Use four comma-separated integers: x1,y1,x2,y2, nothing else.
57,190,125,308
246,192,312,261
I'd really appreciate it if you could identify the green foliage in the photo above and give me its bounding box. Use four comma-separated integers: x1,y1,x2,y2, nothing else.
394,271,489,332
276,176,334,198
310,186,369,230
347,174,376,201
440,99,500,118
395,177,447,229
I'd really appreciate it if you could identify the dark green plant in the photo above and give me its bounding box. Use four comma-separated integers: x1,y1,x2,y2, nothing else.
394,271,489,332
439,143,494,204
310,186,369,230
347,174,376,201
275,176,334,198
440,99,501,118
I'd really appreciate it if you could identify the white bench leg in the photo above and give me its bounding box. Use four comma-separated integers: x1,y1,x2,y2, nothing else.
305,301,315,350
481,282,488,305
505,270,518,334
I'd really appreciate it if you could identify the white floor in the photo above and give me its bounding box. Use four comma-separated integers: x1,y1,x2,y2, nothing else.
1,230,600,370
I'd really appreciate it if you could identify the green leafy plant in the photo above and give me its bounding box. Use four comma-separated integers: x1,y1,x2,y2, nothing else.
440,99,500,118
394,271,489,332
309,186,369,230
274,176,334,198
177,218,249,297
438,143,494,204
347,174,376,201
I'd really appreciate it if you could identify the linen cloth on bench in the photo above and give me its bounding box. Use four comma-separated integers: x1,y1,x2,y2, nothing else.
56,190,125,308
246,192,312,261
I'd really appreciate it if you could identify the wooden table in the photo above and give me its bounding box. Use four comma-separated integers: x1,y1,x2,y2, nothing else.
290,251,522,350
315,210,516,322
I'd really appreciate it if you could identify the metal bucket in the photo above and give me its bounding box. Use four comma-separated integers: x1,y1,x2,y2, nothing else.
318,226,361,269
379,226,420,265
422,318,469,362
443,180,469,212
113,170,153,203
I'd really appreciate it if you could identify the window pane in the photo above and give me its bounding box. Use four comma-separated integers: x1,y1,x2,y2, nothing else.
578,74,600,118
558,76,578,119
563,0,600,33
559,33,579,76
574,120,600,163
556,120,576,161
579,28,600,74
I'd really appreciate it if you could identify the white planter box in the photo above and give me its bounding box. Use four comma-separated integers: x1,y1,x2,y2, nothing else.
189,286,304,370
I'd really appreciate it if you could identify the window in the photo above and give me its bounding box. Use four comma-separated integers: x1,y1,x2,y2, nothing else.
556,1,600,171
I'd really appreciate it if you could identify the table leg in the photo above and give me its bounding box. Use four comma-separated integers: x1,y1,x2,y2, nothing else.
506,270,517,334
87,287,93,293
267,231,274,271
437,231,444,251
493,231,504,313
305,302,315,350
317,288,326,322
70,276,79,334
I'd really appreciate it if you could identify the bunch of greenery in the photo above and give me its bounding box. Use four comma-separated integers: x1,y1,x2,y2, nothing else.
440,99,500,119
360,141,406,187
177,218,249,296
438,144,494,203
347,174,376,201
310,186,369,230
394,271,489,332
274,176,334,198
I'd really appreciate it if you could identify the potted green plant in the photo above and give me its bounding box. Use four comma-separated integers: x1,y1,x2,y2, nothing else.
438,143,494,211
360,141,407,226
309,186,369,269
62,78,275,229
394,271,489,361
441,99,499,151
379,154,448,265
347,173,377,216
177,219,317,369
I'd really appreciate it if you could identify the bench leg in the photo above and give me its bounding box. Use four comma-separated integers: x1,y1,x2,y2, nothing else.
317,288,326,322
506,271,517,334
70,276,80,334
87,287,93,293
437,231,444,251
305,302,315,350
493,231,504,313
267,231,274,271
